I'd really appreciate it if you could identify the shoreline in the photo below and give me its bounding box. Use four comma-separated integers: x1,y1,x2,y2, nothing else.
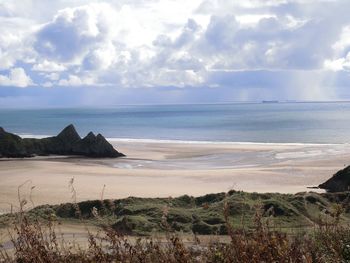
18,133,348,146
108,138,347,147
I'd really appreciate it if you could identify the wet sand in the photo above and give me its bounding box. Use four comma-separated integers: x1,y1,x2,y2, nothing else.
0,140,349,213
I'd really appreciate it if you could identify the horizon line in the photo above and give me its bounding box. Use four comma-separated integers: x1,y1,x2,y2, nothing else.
1,100,350,109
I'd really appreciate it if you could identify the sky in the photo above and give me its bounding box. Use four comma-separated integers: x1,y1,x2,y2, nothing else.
1,0,350,107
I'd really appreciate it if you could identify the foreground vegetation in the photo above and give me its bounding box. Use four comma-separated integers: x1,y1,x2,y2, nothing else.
0,190,350,262
2,190,350,235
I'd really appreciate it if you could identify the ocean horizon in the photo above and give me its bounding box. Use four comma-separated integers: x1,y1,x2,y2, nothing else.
1,102,350,144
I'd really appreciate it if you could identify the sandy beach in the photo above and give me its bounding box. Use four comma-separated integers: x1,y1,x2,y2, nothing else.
0,140,349,214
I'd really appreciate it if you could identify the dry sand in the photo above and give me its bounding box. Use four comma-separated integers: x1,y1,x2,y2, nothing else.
0,140,350,213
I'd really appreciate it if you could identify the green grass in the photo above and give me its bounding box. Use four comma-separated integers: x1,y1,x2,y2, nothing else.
2,190,350,262
1,190,350,236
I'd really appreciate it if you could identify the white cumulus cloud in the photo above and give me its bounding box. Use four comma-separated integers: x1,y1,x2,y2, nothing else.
1,0,350,103
32,60,66,72
0,67,33,88
58,74,95,86
34,3,117,63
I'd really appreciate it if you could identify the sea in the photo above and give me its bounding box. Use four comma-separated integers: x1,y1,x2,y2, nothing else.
1,102,350,144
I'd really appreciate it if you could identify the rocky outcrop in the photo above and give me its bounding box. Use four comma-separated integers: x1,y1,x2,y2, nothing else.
319,166,350,192
73,132,123,157
0,127,29,157
0,125,125,158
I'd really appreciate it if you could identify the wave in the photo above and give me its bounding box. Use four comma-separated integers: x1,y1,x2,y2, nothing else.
106,137,344,146
18,133,346,146
19,134,53,139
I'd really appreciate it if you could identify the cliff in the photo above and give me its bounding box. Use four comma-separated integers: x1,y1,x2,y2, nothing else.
319,165,350,192
0,125,125,158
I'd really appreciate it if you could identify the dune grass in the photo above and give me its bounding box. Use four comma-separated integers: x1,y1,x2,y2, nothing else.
1,190,350,262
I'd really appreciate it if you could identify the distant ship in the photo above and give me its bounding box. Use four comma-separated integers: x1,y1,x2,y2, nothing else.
262,100,279,103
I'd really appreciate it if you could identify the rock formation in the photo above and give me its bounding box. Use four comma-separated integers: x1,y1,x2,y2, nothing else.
319,165,350,192
0,124,125,158
0,127,29,157
73,132,122,157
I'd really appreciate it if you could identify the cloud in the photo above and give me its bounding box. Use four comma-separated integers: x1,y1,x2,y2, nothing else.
34,3,116,63
45,72,60,81
151,19,204,75
0,15,36,70
194,12,347,71
324,55,350,71
1,0,350,104
58,74,95,86
0,67,33,88
83,42,116,70
32,60,66,72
